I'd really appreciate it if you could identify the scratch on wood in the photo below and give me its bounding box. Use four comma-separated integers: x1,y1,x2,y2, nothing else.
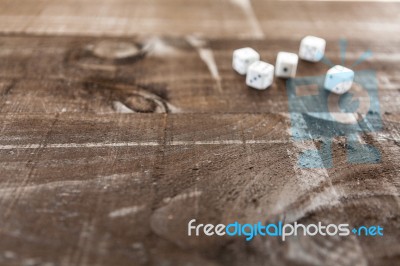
0,174,133,199
186,35,223,93
230,0,265,39
0,140,289,150
142,37,182,57
2,113,60,219
1,133,399,150
109,205,146,218
162,190,202,204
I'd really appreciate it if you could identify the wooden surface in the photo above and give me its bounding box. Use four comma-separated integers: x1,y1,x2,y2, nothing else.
0,1,400,265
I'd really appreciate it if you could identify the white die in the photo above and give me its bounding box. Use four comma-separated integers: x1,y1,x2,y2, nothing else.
275,52,298,78
246,61,274,90
299,36,326,62
324,65,354,94
232,47,260,75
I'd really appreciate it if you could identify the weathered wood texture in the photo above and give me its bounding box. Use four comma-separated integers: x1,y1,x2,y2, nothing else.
1,0,400,40
0,35,399,114
0,1,400,266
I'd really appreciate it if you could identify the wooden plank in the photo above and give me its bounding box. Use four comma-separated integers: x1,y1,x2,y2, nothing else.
253,1,400,40
0,113,399,265
0,0,399,265
0,35,399,115
0,1,399,40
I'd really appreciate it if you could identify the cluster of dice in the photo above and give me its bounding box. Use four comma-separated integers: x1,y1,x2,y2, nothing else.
232,36,354,94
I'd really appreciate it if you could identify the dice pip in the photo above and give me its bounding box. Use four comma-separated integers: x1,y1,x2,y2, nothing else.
275,52,298,78
246,61,274,90
299,36,326,62
324,65,354,94
232,47,260,75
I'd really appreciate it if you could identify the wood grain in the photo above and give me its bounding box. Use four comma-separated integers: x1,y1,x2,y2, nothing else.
0,0,399,40
0,113,399,265
0,35,399,115
0,0,399,266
